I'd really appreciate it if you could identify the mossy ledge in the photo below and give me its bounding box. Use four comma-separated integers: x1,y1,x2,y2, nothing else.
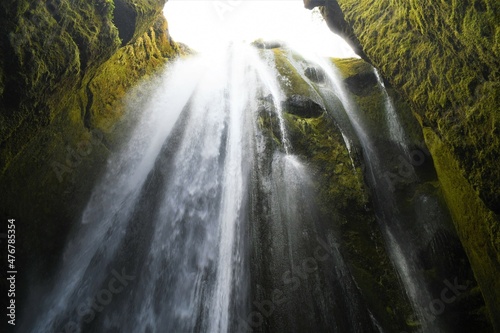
305,0,500,329
0,0,184,299
424,128,500,329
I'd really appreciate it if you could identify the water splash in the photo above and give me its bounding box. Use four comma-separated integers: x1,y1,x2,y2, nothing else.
22,41,464,333
373,68,411,155
311,57,445,333
25,42,294,333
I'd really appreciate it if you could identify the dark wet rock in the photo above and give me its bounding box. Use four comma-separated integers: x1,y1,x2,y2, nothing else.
344,71,378,96
282,95,325,118
304,67,326,83
251,39,284,49
304,0,327,10
305,0,500,328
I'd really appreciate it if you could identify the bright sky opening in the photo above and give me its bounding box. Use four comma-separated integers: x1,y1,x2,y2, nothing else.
163,0,359,58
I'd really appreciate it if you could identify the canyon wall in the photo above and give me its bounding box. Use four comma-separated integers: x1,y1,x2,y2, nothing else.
305,0,499,329
0,0,497,330
0,0,184,285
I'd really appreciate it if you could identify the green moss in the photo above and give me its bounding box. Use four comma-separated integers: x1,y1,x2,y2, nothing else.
285,113,366,210
326,0,499,211
332,57,372,78
0,0,122,173
424,128,500,328
271,48,317,99
282,111,414,332
255,51,418,329
255,103,414,331
0,1,182,286
312,1,500,327
330,57,424,149
88,15,181,131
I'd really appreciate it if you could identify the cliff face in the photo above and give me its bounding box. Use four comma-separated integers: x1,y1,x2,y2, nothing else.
306,0,500,328
254,46,489,331
0,0,181,172
0,0,183,280
253,48,411,331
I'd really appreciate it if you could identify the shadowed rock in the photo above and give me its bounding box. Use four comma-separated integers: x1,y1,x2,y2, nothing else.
282,95,325,118
304,67,326,83
344,71,378,96
251,39,284,49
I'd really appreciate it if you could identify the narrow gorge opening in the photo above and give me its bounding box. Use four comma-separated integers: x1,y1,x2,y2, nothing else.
1,1,497,333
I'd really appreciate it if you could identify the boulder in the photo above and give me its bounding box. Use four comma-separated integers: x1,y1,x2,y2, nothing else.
251,39,284,49
344,71,378,95
304,67,326,83
282,94,325,118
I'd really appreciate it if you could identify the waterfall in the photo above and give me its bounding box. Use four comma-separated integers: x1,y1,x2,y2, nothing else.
318,59,440,332
249,149,380,332
22,41,471,333
300,54,460,333
373,69,410,155
26,42,357,333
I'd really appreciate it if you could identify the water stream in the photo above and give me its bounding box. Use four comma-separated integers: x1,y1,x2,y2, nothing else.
22,42,473,333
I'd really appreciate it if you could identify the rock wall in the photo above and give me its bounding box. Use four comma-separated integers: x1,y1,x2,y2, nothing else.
254,47,414,331
253,45,490,331
305,0,500,329
0,0,179,172
0,0,183,298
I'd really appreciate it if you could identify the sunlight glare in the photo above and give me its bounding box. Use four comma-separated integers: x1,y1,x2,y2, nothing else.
163,0,359,58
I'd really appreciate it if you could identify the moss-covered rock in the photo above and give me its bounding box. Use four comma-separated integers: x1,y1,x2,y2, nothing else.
424,127,500,329
282,94,325,118
0,0,120,171
257,48,419,331
333,57,425,147
305,0,500,328
272,48,320,100
87,15,182,131
312,0,499,209
0,0,183,312
0,0,173,173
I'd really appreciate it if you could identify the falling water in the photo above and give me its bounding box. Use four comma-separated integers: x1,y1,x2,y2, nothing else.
254,50,292,154
319,59,440,332
373,69,411,154
249,147,381,332
298,54,460,332
23,42,297,333
21,40,473,333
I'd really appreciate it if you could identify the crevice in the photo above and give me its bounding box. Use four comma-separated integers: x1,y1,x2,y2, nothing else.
113,0,137,46
84,82,94,129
